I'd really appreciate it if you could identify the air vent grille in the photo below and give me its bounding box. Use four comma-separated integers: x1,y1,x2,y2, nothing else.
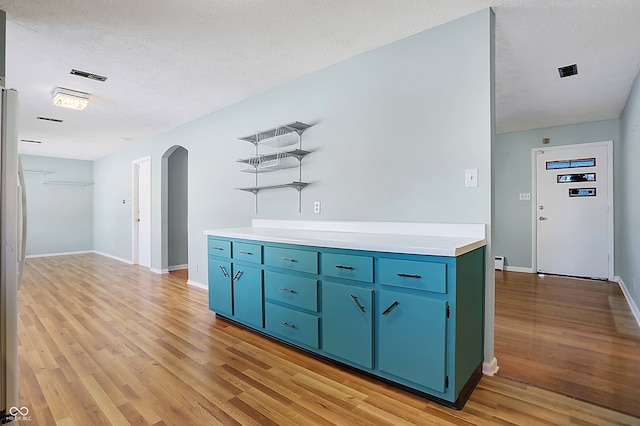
71,69,107,82
20,139,42,144
558,64,578,78
37,116,63,123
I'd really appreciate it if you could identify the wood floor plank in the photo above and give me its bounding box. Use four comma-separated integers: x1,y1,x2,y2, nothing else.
15,254,640,425
495,270,640,418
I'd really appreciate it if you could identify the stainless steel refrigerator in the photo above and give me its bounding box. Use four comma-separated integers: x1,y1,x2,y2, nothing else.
0,88,26,423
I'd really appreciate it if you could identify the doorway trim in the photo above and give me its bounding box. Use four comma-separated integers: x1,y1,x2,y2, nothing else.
132,155,152,267
531,141,614,280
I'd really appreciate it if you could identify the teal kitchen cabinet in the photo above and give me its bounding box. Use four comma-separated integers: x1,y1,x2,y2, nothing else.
322,280,374,369
232,264,263,327
207,257,232,316
208,236,264,327
205,229,485,409
378,288,447,393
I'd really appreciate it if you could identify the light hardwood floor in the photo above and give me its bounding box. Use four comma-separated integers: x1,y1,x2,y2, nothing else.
16,254,640,425
495,270,640,418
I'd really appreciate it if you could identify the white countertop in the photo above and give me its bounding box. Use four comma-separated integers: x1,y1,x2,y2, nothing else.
204,220,486,257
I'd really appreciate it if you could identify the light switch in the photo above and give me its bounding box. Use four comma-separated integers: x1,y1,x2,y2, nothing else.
465,169,478,187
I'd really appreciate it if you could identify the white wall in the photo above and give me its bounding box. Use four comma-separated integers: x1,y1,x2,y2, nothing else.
21,155,94,256
93,9,496,361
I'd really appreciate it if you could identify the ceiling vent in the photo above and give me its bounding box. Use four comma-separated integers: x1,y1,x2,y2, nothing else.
558,64,578,78
70,69,107,82
37,116,63,123
20,139,42,144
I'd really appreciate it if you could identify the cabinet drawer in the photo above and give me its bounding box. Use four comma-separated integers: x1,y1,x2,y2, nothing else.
232,242,262,264
264,271,318,312
321,253,373,282
265,303,319,349
208,237,231,258
378,258,447,293
264,246,318,274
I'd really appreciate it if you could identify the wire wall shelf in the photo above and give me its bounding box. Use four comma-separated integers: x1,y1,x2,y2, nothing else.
236,122,313,213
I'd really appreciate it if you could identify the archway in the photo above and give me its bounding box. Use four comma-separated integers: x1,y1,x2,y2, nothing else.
161,145,188,276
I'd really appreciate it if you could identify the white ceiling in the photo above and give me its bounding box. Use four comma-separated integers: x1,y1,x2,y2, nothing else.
1,0,639,161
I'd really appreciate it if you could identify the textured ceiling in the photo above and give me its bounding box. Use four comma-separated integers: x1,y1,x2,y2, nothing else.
1,0,639,160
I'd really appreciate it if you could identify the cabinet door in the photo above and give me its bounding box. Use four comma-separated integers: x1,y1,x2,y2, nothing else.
208,258,232,316
232,264,263,327
378,289,447,392
322,281,373,369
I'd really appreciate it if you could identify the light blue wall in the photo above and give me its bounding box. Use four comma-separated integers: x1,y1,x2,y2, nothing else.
168,146,188,268
21,155,94,256
619,70,640,312
494,119,620,269
93,9,495,360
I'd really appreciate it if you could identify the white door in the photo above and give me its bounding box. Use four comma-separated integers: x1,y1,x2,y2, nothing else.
134,157,151,268
535,143,611,279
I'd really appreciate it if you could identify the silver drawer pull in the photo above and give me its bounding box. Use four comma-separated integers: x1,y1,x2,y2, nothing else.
397,273,421,279
219,265,229,277
280,322,296,329
239,251,253,255
382,301,400,316
335,265,354,270
350,294,366,313
211,246,224,251
279,257,298,263
279,288,296,294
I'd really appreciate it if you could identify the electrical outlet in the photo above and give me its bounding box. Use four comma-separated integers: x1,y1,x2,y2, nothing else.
195,262,199,272
519,193,531,201
313,201,321,214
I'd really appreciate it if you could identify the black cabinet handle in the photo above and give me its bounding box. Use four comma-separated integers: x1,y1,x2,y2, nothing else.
397,273,421,279
382,301,400,316
280,322,296,329
279,288,296,294
239,251,252,255
279,257,298,263
232,270,243,281
211,246,224,251
335,265,354,270
219,265,229,277
350,294,366,313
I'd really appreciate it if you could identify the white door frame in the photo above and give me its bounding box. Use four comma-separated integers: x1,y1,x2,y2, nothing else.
531,141,614,280
132,156,152,267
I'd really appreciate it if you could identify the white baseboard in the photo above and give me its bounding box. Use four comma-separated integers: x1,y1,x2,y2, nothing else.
150,268,169,274
187,280,207,290
26,250,93,259
503,266,535,273
614,276,640,328
169,264,188,271
92,251,134,265
482,357,499,376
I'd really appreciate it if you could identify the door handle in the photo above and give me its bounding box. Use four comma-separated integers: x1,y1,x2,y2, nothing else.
539,216,547,221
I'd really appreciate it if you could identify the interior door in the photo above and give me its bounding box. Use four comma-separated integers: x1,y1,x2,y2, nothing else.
535,143,610,279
